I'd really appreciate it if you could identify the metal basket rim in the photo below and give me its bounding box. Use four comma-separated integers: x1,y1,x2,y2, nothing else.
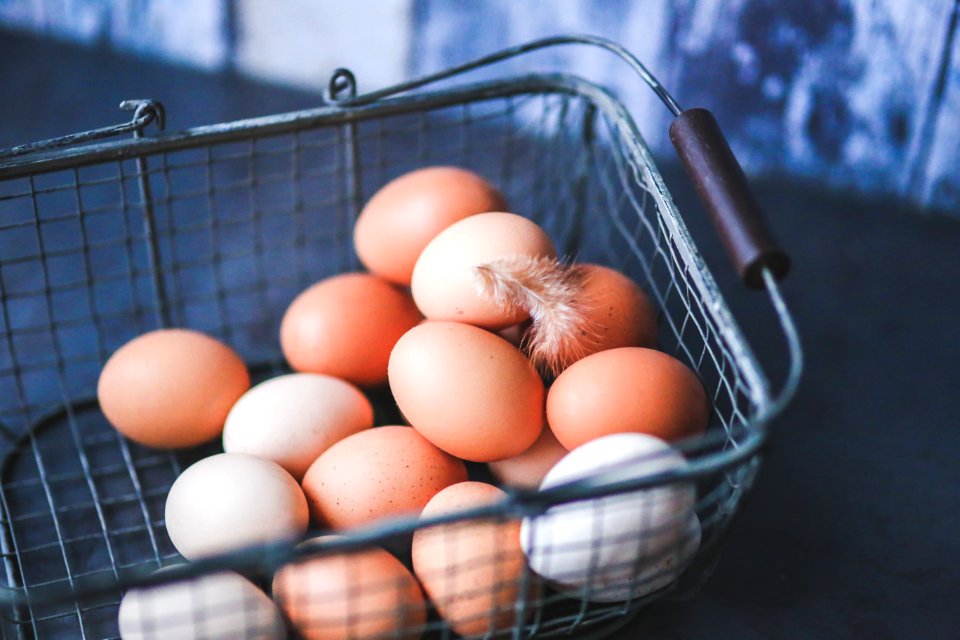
0,68,776,410
0,70,783,610
1,73,617,179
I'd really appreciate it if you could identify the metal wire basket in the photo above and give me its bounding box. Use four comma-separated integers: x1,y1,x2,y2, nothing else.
0,36,801,639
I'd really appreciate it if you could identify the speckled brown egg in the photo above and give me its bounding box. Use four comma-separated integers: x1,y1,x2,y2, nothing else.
575,264,658,359
300,426,467,530
547,347,709,449
410,212,556,329
388,321,544,462
98,329,249,449
353,167,507,286
280,273,422,387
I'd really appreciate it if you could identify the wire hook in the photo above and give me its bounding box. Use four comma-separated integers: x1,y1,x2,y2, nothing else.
119,99,167,134
326,68,358,103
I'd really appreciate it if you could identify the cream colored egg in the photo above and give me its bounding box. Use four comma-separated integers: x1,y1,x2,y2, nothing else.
410,212,556,329
520,433,700,602
223,374,373,480
118,570,285,640
165,453,308,560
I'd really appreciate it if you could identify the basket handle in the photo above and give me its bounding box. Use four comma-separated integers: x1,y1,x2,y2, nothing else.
342,34,790,290
669,108,790,289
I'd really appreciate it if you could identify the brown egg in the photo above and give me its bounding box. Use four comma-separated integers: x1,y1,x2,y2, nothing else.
495,321,528,348
274,537,426,640
575,264,658,359
388,322,544,462
98,329,249,448
412,482,534,638
354,167,507,285
547,347,709,450
281,273,422,387
301,426,466,530
488,428,567,489
410,212,556,329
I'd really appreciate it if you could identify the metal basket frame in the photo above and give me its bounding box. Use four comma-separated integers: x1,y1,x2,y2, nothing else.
0,35,801,639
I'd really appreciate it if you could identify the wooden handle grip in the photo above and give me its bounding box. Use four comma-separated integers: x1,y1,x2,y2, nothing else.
669,108,790,289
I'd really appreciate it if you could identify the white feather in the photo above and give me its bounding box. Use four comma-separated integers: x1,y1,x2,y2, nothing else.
475,255,597,376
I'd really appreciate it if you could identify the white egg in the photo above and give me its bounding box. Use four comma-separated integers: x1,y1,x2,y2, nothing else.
165,453,309,560
520,433,700,602
223,373,373,480
118,570,285,639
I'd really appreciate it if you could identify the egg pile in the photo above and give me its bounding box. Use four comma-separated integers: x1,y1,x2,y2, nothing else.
102,166,710,640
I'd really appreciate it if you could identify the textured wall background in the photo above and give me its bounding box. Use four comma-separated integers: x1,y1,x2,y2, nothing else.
1,0,958,213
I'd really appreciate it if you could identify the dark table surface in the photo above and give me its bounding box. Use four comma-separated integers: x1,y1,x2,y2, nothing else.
2,29,958,640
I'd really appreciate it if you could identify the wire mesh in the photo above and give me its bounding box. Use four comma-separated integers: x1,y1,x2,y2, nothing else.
0,84,765,639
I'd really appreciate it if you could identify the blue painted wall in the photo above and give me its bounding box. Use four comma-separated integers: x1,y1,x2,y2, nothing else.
1,0,958,214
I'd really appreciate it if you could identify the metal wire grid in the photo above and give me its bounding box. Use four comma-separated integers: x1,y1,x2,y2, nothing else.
0,84,761,639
